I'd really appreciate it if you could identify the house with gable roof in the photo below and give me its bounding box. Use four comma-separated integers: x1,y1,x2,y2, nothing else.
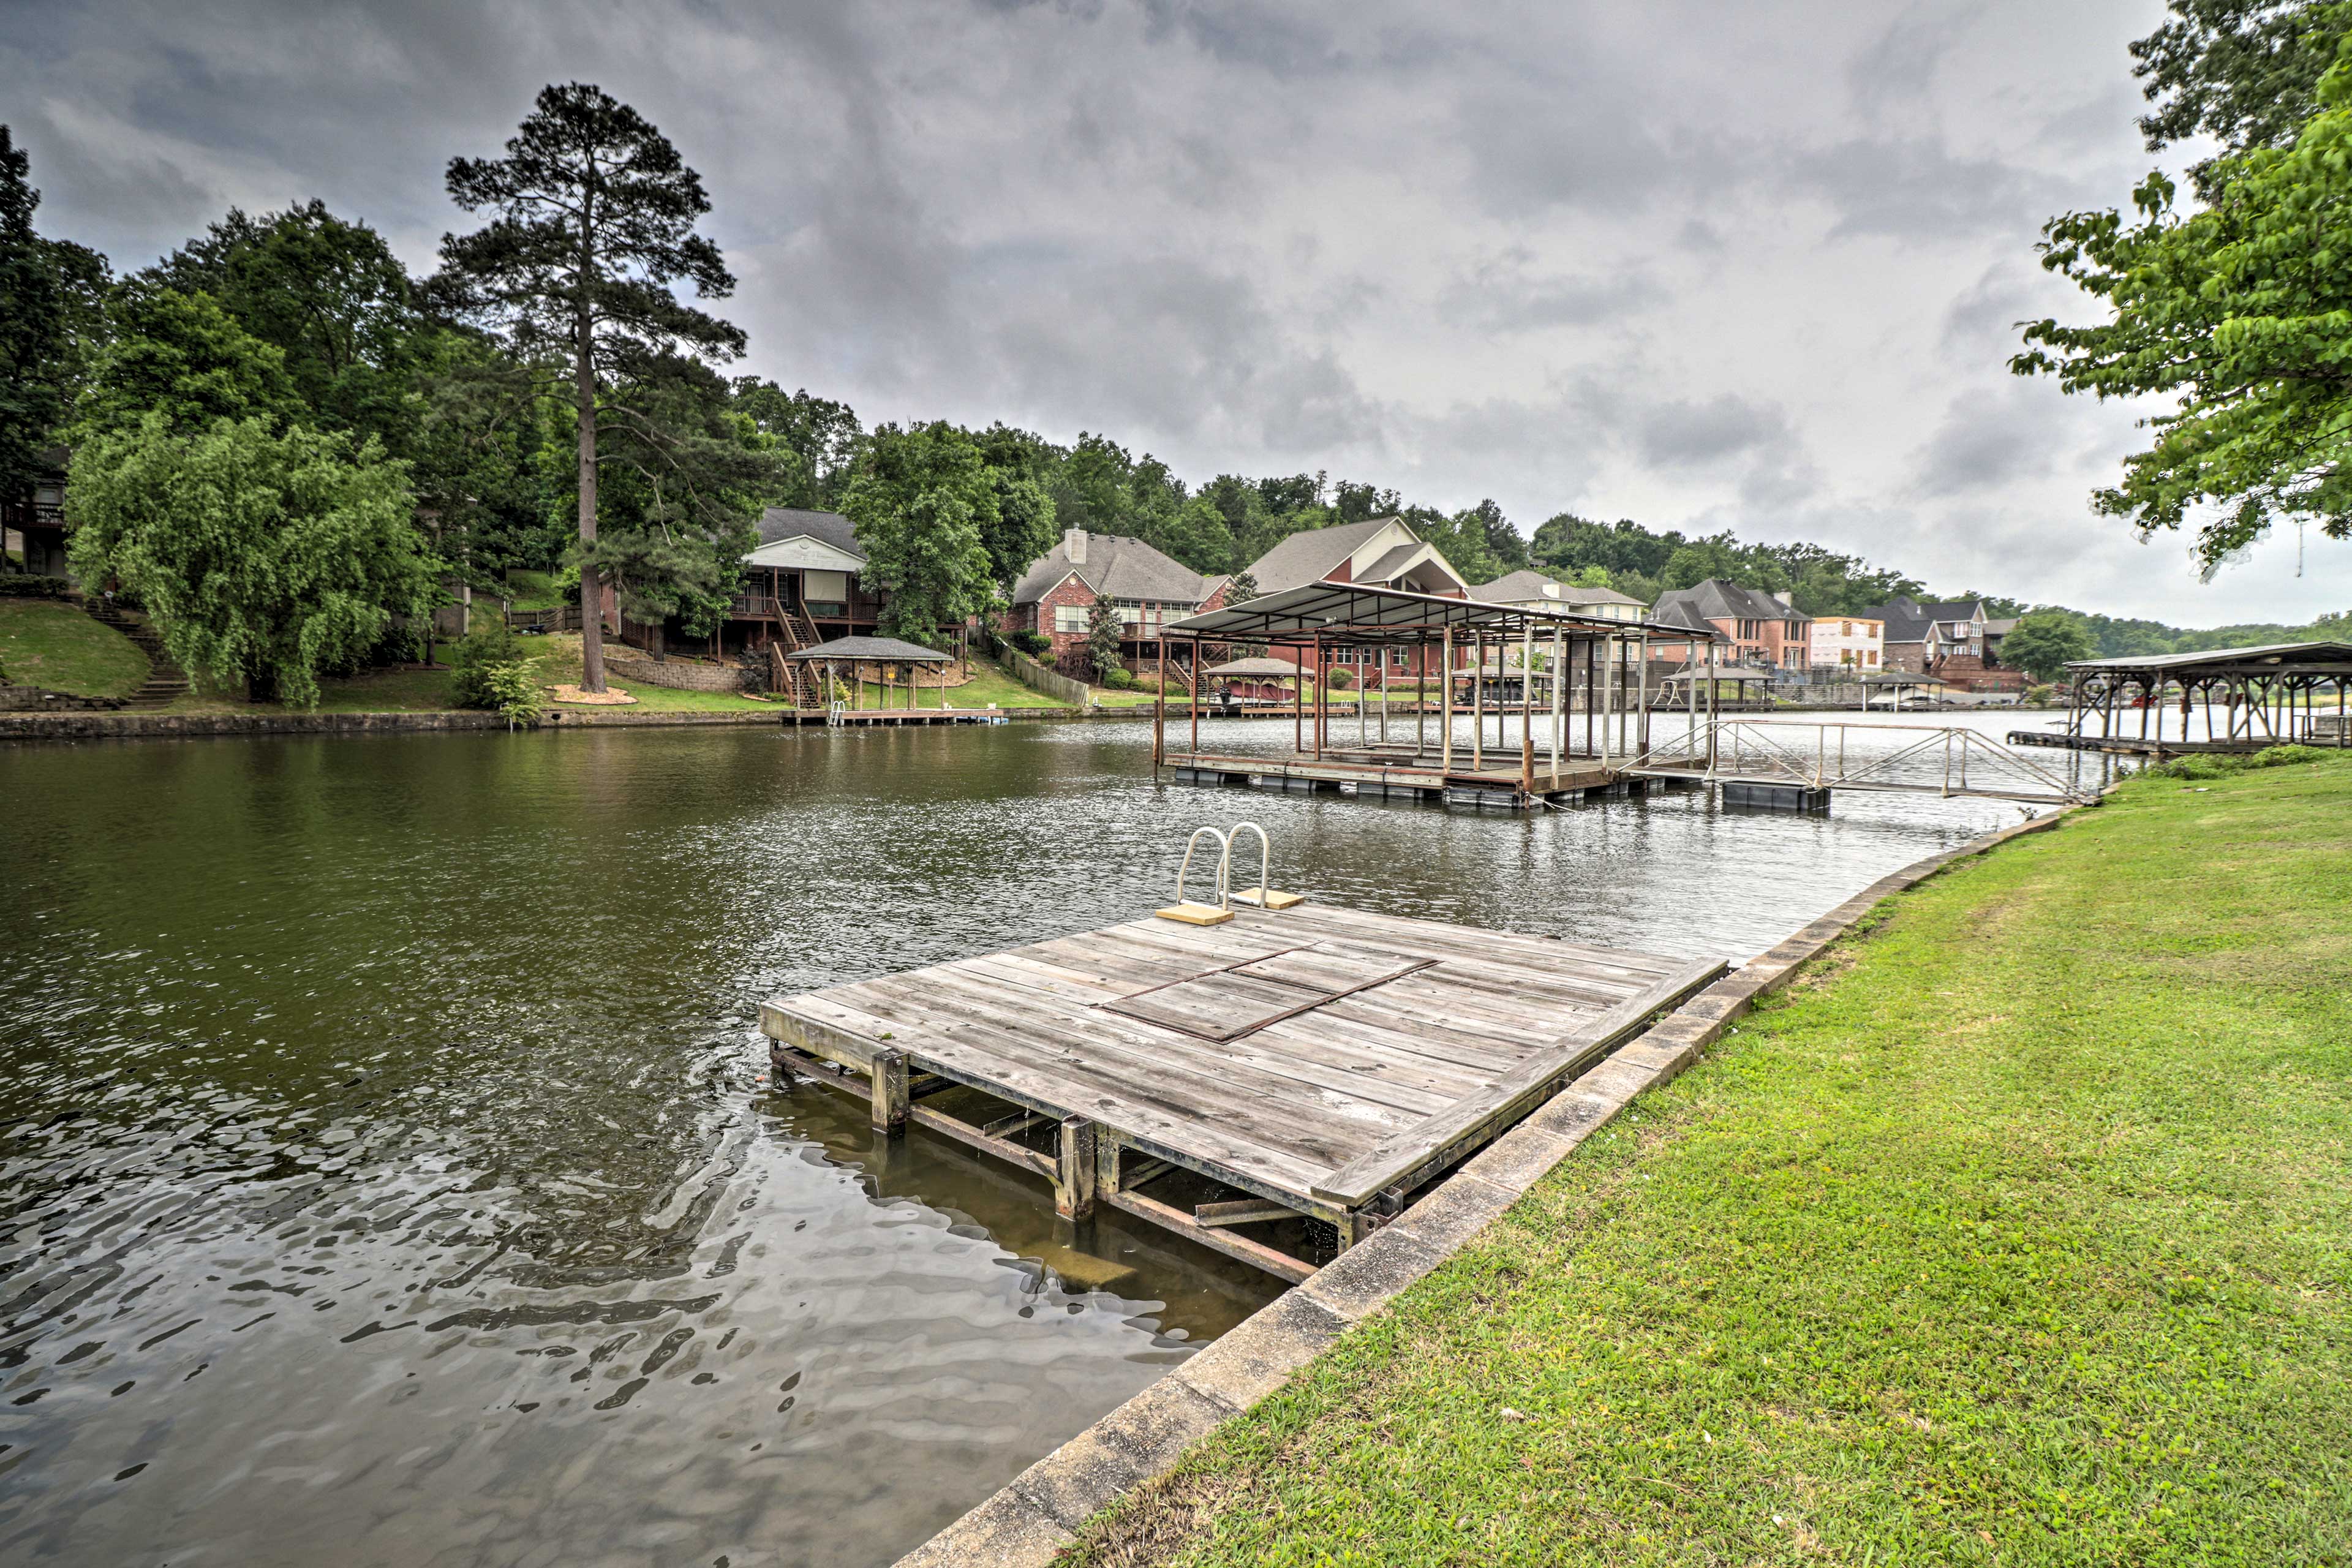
705,506,893,658
1862,595,2027,692
1237,515,1475,682
1647,578,1812,671
1004,529,1232,674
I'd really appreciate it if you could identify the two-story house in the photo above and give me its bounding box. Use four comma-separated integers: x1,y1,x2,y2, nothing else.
1242,515,1473,680
1648,579,1811,671
1005,529,1231,674
1864,596,2026,692
1809,614,1885,673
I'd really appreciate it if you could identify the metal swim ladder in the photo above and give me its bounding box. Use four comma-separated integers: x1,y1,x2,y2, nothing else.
1156,822,1304,925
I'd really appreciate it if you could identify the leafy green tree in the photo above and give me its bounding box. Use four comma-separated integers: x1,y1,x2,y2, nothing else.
1226,568,1259,603
1085,592,1124,680
1459,498,1528,573
576,352,776,650
2133,1,2351,194
1407,504,1504,584
971,422,1060,584
840,421,996,645
73,287,302,440
2016,31,2352,573
1,126,110,508
409,331,560,603
437,82,746,692
145,200,426,448
732,378,863,508
1998,609,2097,681
66,413,437,704
1330,478,1401,526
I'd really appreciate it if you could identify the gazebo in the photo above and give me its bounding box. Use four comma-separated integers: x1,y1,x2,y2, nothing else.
1200,655,1302,707
786,634,955,712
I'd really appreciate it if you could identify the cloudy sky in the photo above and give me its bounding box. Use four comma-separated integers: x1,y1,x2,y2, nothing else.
5,0,2341,625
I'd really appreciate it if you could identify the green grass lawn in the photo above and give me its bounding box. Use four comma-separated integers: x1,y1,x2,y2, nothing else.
499,569,567,612
0,598,150,698
1066,755,2352,1567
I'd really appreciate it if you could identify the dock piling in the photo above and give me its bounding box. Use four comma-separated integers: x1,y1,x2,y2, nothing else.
1057,1117,1098,1220
871,1049,908,1134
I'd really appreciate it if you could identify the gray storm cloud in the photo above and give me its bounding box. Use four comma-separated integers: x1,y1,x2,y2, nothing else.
1,0,2334,622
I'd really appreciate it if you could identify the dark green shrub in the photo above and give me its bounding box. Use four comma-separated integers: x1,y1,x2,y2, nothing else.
449,621,535,709
2247,744,2329,769
1102,666,1136,690
1012,630,1052,657
1327,667,1352,691
0,576,72,598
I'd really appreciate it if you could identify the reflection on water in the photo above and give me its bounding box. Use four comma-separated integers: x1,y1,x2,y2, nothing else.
1,713,2071,1565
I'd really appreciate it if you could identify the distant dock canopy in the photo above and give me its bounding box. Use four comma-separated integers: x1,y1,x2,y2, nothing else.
2029,641,2352,756
1149,581,1729,812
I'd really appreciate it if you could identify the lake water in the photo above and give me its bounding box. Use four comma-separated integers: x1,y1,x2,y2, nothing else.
0,711,2105,1566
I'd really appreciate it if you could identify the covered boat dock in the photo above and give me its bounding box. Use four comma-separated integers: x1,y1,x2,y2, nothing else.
1150,581,1726,810
2018,640,2352,756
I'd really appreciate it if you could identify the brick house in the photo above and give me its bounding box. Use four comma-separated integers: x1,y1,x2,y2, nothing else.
1863,596,2027,692
1648,579,1811,671
1240,515,1473,682
1005,529,1230,674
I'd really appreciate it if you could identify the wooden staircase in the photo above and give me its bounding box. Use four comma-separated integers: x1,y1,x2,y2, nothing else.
81,599,191,706
763,595,828,708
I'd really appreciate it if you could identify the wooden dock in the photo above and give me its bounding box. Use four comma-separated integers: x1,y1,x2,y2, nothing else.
761,902,1722,1281
1164,747,1707,809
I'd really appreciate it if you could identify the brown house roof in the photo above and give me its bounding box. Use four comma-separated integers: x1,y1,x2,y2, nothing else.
1010,531,1218,607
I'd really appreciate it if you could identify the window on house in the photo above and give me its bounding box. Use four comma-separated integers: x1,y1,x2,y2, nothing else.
1053,605,1087,633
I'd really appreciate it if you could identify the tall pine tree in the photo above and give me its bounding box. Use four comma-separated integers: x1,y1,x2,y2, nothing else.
436,83,745,691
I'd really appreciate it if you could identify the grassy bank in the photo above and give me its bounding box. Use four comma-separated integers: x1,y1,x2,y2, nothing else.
1067,755,2352,1567
0,598,149,698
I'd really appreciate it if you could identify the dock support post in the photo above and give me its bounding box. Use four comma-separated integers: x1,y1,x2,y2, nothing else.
1153,632,1166,770
870,1050,908,1135
1440,627,1454,775
1520,620,1534,799
1550,625,1564,774
1471,633,1484,772
1057,1117,1098,1220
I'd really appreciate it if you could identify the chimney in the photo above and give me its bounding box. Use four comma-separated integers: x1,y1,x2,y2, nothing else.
1064,527,1088,565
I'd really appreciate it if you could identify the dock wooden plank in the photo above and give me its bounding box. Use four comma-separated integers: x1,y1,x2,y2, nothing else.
764,990,1332,1195
1310,954,1728,1206
857,967,1409,1169
762,901,1728,1269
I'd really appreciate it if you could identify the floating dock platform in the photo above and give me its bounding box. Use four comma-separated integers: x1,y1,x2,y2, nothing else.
1164,748,1702,810
761,902,1721,1281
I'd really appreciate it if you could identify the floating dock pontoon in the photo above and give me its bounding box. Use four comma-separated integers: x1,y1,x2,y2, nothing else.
761,897,1721,1281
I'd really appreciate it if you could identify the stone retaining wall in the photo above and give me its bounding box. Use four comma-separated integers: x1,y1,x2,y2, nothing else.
605,653,760,693
0,686,125,713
